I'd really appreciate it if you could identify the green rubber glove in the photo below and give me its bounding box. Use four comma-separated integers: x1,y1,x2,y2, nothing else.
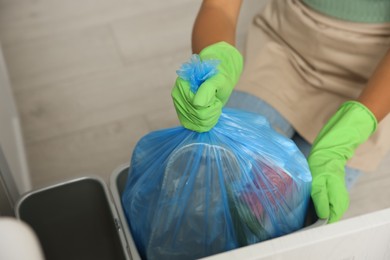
171,41,243,132
308,101,377,223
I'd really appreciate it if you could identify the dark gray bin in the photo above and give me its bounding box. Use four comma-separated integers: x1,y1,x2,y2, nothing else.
16,176,130,260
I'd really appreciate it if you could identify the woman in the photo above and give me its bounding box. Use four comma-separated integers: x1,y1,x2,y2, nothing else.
171,0,390,223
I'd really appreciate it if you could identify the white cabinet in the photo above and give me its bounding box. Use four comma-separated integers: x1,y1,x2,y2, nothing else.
0,42,31,207
204,208,390,260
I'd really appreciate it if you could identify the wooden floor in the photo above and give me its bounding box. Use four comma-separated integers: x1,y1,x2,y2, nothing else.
0,0,389,221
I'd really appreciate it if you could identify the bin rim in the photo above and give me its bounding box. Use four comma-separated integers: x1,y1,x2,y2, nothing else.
110,163,142,260
15,175,108,218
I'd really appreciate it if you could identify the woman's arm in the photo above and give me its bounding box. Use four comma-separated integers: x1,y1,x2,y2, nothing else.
172,1,244,132
192,0,243,53
358,49,390,122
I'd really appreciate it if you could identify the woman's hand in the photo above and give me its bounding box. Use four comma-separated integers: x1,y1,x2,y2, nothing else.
171,42,243,132
308,101,377,223
310,44,390,223
171,0,243,132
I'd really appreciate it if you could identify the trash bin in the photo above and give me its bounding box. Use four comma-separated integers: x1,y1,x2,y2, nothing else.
16,164,325,260
16,177,130,260
109,165,326,260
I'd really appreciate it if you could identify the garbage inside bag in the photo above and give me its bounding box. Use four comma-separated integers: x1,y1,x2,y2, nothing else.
121,55,312,260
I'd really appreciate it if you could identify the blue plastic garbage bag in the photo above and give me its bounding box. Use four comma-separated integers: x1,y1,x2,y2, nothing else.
122,55,312,260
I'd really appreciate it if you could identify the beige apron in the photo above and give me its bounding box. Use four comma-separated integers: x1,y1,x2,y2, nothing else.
237,0,390,172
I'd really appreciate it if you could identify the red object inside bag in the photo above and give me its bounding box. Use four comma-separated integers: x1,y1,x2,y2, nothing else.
239,162,294,221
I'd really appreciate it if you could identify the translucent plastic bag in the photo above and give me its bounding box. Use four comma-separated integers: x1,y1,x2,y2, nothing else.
121,55,312,260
